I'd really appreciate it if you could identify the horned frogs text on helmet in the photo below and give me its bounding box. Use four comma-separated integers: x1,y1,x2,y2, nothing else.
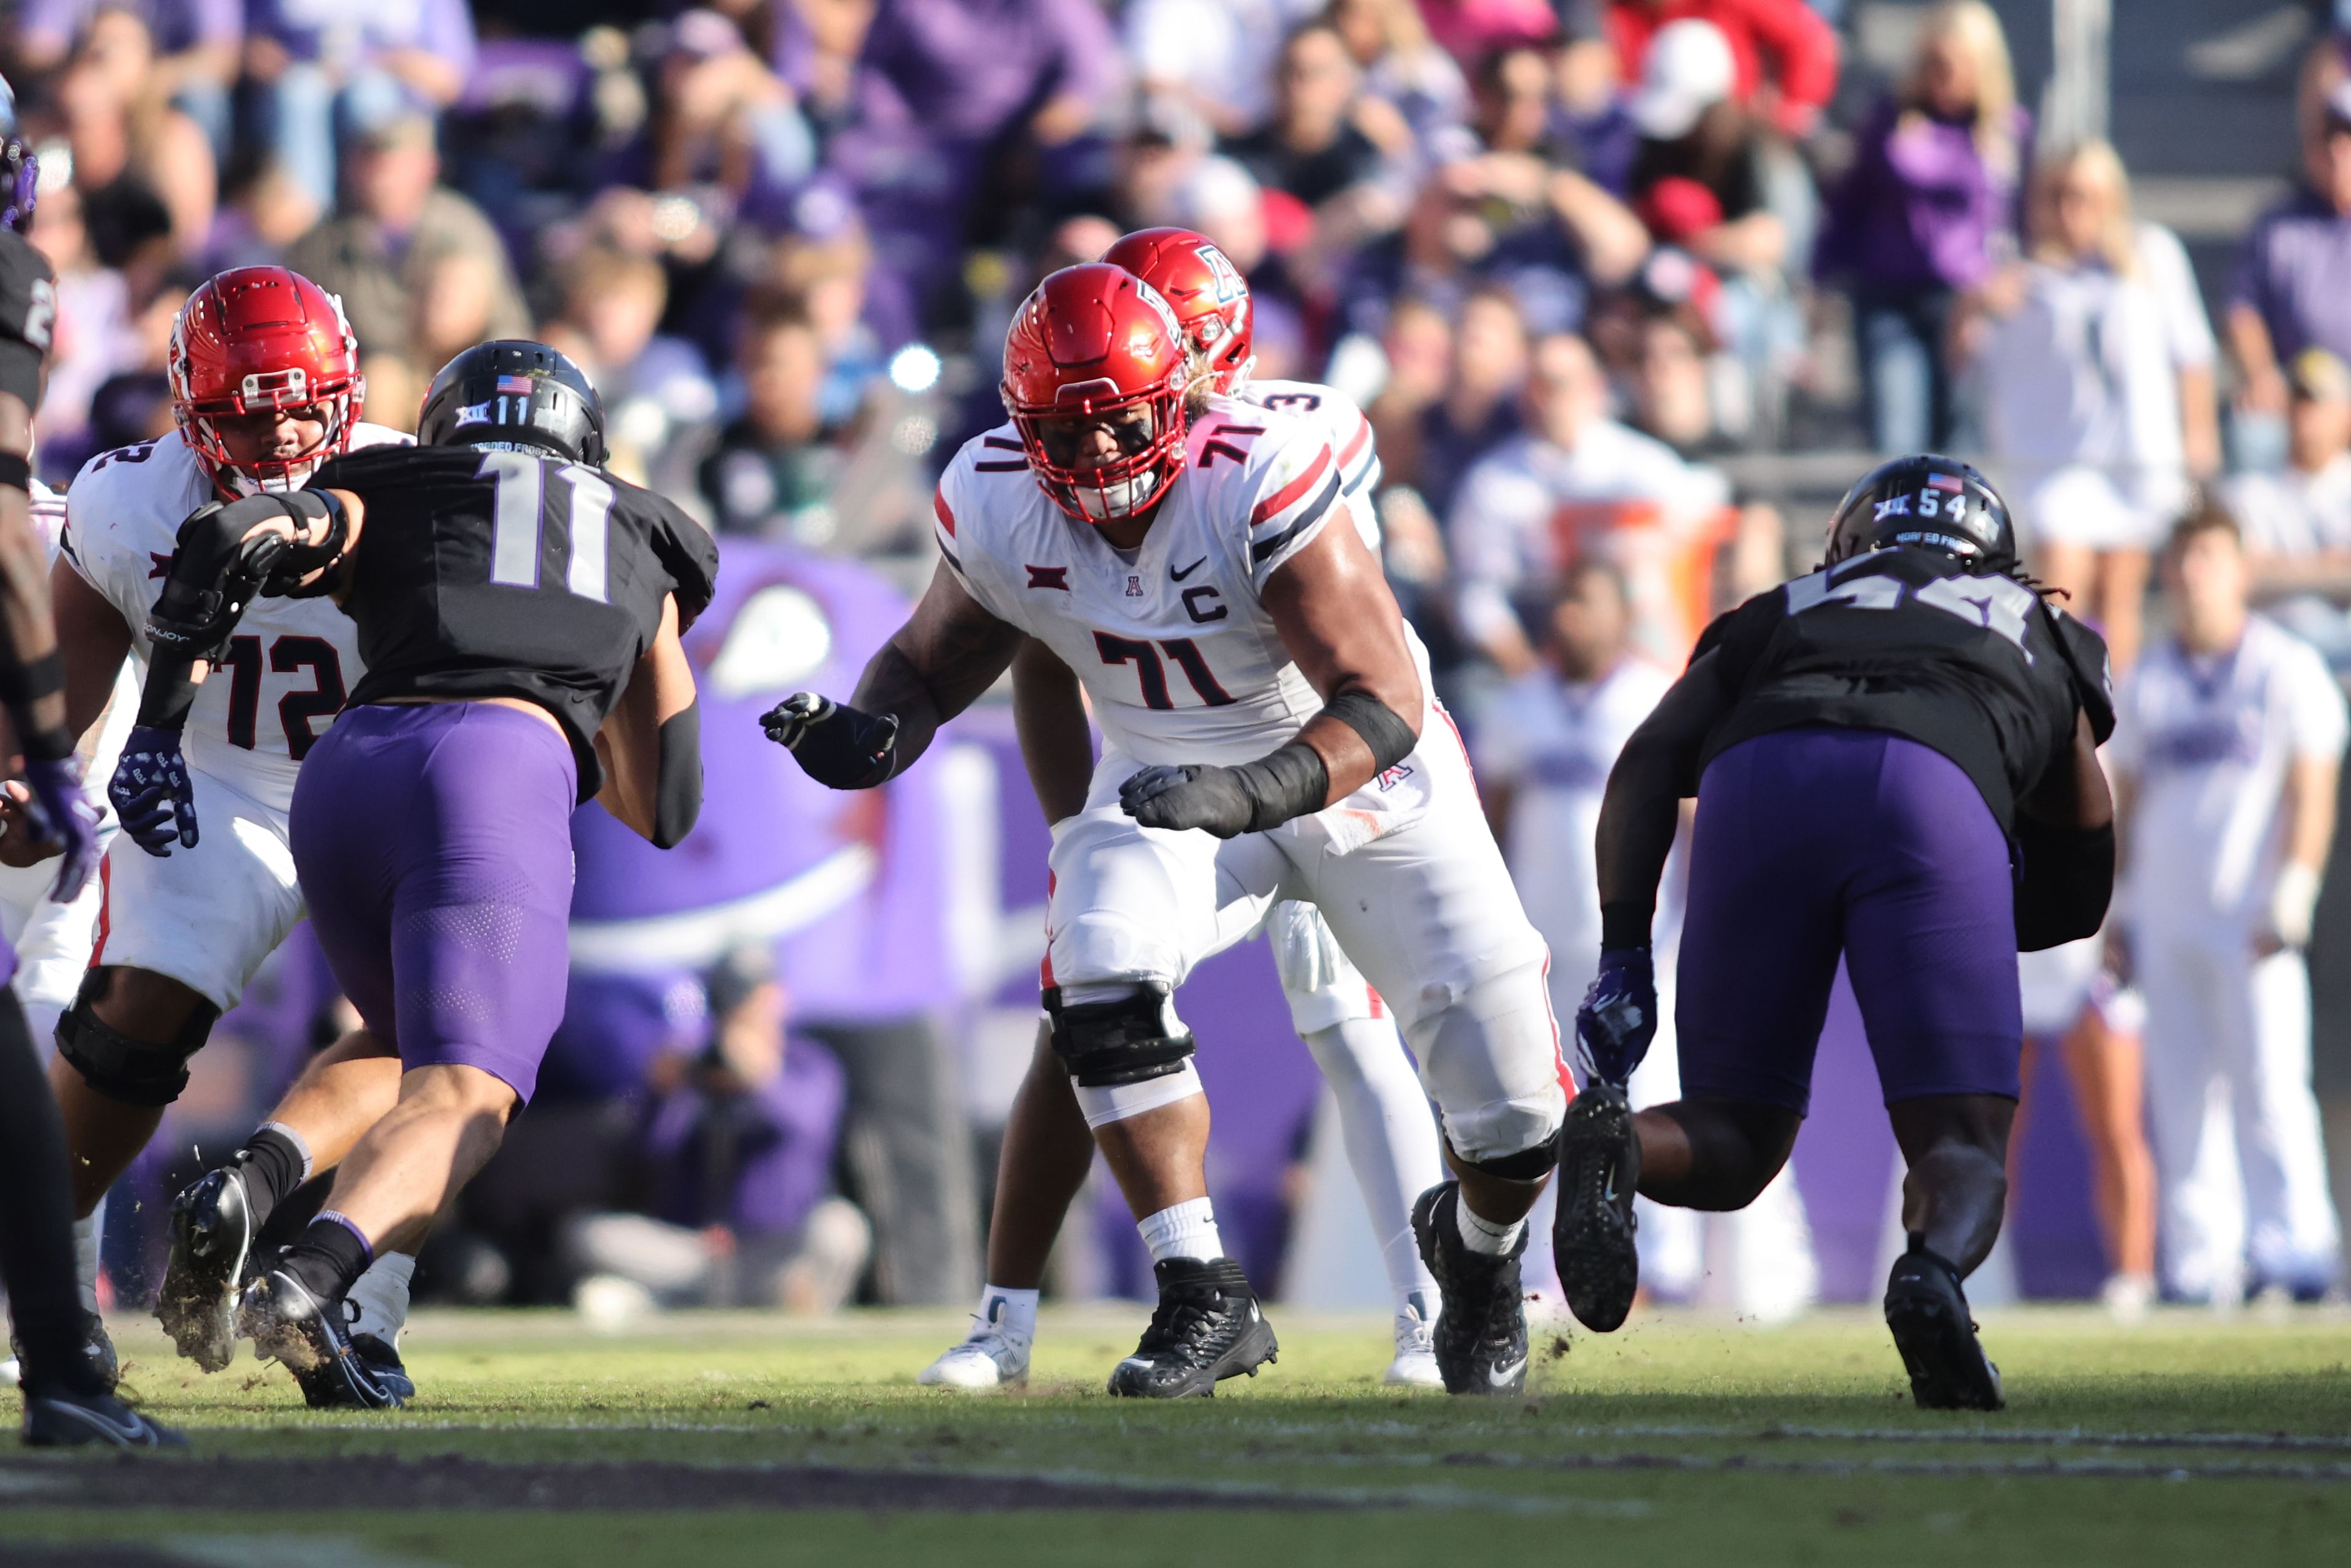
1825,455,2016,575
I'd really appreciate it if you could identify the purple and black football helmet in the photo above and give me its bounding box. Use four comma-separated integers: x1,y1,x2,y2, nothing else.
0,76,38,233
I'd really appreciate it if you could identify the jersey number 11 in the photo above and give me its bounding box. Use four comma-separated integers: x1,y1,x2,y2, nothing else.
478,450,613,603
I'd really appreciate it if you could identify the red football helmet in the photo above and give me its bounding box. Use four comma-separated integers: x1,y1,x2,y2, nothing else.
1001,263,1191,526
1102,226,1254,394
169,266,364,496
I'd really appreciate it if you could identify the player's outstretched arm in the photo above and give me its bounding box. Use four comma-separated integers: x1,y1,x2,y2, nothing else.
593,594,702,847
764,561,1023,789
1010,637,1094,827
112,489,358,856
0,390,99,901
1122,519,1424,839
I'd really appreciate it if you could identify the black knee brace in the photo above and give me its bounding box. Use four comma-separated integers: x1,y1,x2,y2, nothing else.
54,970,220,1107
1042,985,1196,1087
1454,1131,1562,1183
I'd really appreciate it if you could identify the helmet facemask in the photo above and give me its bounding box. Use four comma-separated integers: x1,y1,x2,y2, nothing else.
177,374,361,497
1010,373,1190,527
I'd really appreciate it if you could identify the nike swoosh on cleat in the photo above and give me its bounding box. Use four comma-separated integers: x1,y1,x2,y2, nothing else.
1171,556,1208,582
1488,1359,1526,1386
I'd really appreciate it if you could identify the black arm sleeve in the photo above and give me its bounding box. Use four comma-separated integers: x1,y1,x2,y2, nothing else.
1595,649,1736,950
2013,818,2115,952
650,700,703,849
1322,688,1418,773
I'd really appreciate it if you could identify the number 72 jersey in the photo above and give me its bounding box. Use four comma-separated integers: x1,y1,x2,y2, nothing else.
937,394,1431,776
62,424,412,817
1693,545,2113,832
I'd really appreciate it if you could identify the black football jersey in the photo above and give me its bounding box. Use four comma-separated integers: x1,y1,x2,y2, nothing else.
1691,548,2113,833
0,229,56,406
309,444,719,799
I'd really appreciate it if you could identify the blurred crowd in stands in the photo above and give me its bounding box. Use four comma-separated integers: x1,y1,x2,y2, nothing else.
19,0,2351,1317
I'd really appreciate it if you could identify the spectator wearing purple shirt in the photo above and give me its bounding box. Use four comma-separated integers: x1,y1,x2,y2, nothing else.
1813,0,2025,452
245,0,478,214
829,0,1119,328
7,0,240,155
2227,81,2351,441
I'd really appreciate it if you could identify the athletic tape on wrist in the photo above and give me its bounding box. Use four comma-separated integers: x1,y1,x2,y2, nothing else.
0,450,29,492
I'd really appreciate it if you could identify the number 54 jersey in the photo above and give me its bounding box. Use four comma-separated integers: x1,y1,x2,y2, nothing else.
935,394,1437,850
1693,546,2114,834
62,424,413,817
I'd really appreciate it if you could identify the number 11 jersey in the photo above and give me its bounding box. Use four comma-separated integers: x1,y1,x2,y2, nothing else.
309,444,719,799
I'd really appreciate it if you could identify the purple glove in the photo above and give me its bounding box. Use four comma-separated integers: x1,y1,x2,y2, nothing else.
1574,946,1657,1088
109,724,198,855
18,755,99,901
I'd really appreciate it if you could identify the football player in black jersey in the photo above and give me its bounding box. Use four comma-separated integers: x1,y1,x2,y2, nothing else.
1556,457,2116,1411
0,125,177,1447
113,341,717,1401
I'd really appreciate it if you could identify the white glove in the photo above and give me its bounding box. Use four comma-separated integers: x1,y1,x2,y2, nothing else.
2269,861,2323,949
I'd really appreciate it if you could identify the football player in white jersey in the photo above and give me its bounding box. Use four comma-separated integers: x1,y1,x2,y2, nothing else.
30,268,415,1401
2109,507,2346,1303
769,264,1565,1397
917,228,1446,1391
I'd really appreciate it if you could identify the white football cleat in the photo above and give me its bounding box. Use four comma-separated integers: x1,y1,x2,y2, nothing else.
1385,1293,1444,1388
918,1330,1029,1390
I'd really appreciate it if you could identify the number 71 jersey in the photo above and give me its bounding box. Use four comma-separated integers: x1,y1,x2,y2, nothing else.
937,394,1414,771
62,424,412,817
1693,545,2113,832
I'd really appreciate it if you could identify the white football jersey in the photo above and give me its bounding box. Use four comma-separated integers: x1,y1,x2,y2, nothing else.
59,424,412,816
937,394,1435,850
2108,615,2350,927
1239,377,1381,550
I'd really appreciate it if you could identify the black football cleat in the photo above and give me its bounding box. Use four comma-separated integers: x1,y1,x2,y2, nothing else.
238,1265,407,1410
295,1328,415,1411
1106,1258,1277,1398
11,1312,119,1393
22,1387,185,1449
1411,1181,1530,1395
1884,1235,2005,1411
157,1165,258,1373
1554,1081,1640,1332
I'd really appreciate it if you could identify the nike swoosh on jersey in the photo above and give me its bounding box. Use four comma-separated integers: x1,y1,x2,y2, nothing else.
1171,555,1207,582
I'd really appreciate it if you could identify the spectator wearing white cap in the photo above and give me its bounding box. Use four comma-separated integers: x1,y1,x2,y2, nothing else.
2230,346,2351,673
1625,19,1784,278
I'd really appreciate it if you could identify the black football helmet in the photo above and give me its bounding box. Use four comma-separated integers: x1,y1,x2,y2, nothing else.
0,75,37,234
416,340,606,466
1824,454,2015,574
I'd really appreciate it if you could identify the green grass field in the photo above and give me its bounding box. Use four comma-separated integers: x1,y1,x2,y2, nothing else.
3,1303,2349,1566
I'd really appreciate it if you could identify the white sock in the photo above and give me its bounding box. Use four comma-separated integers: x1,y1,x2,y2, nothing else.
969,1285,1038,1346
344,1252,416,1346
74,1199,104,1318
1454,1194,1524,1257
1137,1197,1222,1265
1301,1018,1444,1314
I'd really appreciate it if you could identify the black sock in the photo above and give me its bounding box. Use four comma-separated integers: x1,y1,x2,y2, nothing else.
0,998,104,1398
281,1213,372,1305
233,1126,309,1230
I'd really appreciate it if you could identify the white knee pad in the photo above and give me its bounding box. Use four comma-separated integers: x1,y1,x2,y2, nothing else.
1072,1061,1204,1129
1416,960,1567,1168
1045,982,1207,1129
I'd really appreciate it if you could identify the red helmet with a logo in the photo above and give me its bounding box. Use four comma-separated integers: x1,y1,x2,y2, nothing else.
1001,263,1191,525
169,266,364,496
1102,226,1254,395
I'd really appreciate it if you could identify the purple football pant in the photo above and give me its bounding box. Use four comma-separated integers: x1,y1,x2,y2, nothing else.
290,702,578,1104
1676,725,2021,1114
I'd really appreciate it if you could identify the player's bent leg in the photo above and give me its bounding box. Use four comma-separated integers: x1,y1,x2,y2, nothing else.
1269,898,1444,1385
921,1027,1092,1391
158,1030,403,1373
1882,1094,2014,1412
241,1064,518,1410
47,965,221,1214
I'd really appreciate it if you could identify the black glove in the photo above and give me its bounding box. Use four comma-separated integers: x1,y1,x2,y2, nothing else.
1119,764,1255,837
760,693,900,789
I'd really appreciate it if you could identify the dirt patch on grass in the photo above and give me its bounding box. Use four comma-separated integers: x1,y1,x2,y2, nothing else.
0,1456,1341,1512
